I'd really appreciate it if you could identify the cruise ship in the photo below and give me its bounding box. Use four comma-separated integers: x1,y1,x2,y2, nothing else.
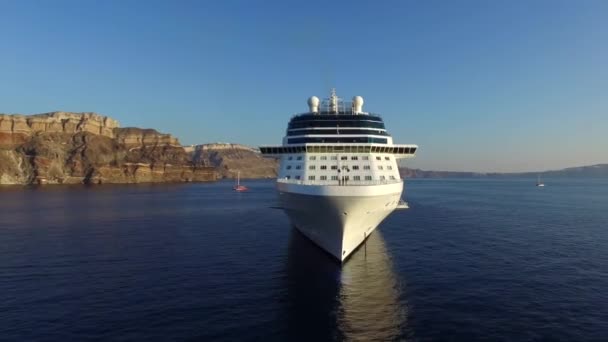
260,90,418,262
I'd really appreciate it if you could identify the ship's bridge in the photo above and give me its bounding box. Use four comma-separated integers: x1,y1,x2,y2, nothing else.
285,112,390,145
259,144,417,157
282,90,394,145
287,114,388,136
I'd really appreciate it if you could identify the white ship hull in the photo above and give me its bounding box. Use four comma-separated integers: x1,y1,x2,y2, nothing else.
278,181,403,261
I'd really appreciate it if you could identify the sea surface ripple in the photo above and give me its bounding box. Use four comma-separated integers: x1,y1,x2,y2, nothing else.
1,178,607,341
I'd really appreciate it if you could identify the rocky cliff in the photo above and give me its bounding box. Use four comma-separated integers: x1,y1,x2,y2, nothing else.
0,112,217,185
186,143,278,179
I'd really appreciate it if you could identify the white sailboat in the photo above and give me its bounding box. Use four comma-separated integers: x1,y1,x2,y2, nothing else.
233,171,249,192
536,174,545,187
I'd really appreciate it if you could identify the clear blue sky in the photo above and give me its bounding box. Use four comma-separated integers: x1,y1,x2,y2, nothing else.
1,0,606,172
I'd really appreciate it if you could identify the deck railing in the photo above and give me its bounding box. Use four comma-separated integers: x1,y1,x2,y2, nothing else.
276,178,403,186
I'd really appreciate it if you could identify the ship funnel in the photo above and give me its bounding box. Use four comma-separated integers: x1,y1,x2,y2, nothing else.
308,96,320,113
352,96,364,114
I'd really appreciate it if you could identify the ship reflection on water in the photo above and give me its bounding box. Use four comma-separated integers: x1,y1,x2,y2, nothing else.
284,229,410,341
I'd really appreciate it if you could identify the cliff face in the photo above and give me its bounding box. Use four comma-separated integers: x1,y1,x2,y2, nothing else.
0,112,119,147
0,112,216,185
187,143,278,179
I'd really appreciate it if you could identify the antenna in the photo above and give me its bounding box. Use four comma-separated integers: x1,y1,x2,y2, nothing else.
330,88,338,114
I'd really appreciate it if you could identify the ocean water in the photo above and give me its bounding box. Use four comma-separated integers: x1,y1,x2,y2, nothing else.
1,178,607,341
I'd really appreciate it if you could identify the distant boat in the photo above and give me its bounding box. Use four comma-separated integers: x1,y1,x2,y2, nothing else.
233,171,249,192
536,174,545,187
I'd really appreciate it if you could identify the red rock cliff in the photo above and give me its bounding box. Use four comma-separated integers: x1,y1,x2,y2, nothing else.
0,112,217,185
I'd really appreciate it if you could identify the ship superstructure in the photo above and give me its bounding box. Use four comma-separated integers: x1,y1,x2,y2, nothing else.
260,90,417,261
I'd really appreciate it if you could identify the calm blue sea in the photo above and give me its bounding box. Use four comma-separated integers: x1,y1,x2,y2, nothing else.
1,178,607,341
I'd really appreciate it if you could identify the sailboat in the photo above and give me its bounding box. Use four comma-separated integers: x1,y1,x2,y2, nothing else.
536,174,545,187
233,171,249,192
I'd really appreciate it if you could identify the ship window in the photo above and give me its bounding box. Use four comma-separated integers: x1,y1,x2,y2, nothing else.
354,176,361,181
351,156,358,160
375,156,381,160
380,176,386,180
341,156,348,160
331,176,338,180
390,176,396,180
331,165,338,170
387,166,393,170
320,156,327,160
308,176,315,180
296,165,301,170
286,175,290,179
385,156,390,160
378,166,384,170
362,156,369,160
309,156,316,161
309,165,316,170
320,176,327,180
411,148,417,154
295,175,301,180
331,156,338,160
352,165,360,170
365,176,372,180
363,165,371,170
297,156,302,160
287,137,388,144
286,165,292,170
320,165,327,170
341,166,348,170
288,156,293,160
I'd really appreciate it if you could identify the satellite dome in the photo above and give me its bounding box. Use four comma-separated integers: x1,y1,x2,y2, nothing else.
352,96,364,113
308,96,320,112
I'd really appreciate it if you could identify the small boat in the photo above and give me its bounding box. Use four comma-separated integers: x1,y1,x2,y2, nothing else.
536,174,545,187
233,171,249,192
